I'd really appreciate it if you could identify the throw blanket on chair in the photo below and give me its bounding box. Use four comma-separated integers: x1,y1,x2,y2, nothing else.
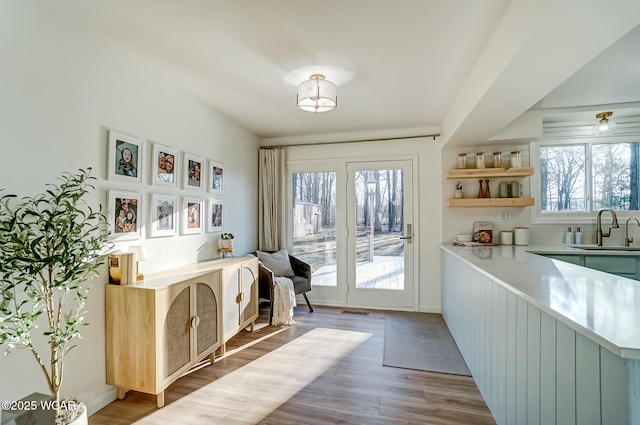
272,276,297,326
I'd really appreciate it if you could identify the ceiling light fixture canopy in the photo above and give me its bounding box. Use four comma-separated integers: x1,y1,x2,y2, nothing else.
296,74,337,113
593,111,616,133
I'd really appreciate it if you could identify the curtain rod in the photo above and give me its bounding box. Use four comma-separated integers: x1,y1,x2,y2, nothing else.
260,133,440,149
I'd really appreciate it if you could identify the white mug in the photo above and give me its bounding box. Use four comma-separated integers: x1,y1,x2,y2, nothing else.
510,181,522,198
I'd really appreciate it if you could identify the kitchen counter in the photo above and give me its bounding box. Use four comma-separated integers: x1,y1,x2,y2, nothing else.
440,243,640,359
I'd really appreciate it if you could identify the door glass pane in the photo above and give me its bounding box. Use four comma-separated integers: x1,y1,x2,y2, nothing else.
291,172,337,287
354,169,404,290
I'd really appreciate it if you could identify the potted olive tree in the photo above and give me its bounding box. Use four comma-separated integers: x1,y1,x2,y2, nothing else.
0,168,109,424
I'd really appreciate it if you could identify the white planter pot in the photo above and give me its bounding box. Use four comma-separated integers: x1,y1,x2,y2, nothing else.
221,239,234,249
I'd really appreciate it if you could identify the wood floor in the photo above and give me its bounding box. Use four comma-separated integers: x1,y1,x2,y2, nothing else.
90,306,496,425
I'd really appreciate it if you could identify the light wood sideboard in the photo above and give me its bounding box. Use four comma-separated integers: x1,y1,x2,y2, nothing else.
105,256,259,407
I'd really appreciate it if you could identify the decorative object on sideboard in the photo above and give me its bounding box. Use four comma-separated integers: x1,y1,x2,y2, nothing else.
219,233,235,257
128,245,149,281
220,232,235,249
108,252,135,285
0,168,109,424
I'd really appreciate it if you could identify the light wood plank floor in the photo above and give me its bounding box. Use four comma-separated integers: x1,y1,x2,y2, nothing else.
90,306,495,425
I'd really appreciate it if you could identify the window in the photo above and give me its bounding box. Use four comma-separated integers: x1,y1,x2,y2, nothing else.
538,140,640,215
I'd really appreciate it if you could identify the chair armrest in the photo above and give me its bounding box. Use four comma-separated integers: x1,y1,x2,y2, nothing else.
289,255,311,283
258,263,275,300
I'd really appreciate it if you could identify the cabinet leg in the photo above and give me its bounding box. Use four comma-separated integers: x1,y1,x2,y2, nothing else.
249,320,255,332
116,387,127,400
156,391,165,408
209,352,215,364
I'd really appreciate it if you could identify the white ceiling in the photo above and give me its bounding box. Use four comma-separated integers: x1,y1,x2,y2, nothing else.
39,0,640,147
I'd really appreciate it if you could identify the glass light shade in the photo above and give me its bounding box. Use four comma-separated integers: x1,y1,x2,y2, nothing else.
297,74,337,113
592,118,617,134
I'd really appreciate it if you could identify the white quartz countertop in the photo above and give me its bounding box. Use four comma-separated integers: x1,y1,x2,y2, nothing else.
440,244,640,359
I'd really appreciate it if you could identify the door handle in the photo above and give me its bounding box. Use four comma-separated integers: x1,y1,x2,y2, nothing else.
399,224,413,243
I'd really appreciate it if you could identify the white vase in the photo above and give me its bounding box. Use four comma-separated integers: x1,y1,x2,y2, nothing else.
221,239,234,249
454,190,463,199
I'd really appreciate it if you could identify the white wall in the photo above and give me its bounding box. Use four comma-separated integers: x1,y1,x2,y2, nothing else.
285,138,443,313
0,0,259,414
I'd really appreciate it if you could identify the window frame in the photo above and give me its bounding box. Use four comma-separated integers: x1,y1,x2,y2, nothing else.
531,135,640,225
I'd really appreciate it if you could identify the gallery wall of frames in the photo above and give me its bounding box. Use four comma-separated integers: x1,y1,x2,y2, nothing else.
107,129,225,241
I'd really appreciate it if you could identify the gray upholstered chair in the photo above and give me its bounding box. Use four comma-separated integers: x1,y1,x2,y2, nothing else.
252,251,313,324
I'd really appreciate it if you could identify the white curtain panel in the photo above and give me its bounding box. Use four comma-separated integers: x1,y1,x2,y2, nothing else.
258,148,285,251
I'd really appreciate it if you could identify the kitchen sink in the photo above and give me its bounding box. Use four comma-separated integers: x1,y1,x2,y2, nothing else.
572,245,640,251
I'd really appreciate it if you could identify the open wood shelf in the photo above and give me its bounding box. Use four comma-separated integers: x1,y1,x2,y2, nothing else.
446,167,534,179
447,197,535,208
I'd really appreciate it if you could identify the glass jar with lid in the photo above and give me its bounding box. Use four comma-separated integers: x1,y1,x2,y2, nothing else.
457,153,467,169
492,152,503,168
475,152,485,169
511,151,521,168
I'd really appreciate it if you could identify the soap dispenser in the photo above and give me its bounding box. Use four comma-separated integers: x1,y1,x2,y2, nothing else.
564,227,574,245
574,227,583,245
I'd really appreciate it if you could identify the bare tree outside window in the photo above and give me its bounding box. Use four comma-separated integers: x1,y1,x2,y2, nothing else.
292,172,337,286
540,145,586,211
540,141,640,213
593,143,639,210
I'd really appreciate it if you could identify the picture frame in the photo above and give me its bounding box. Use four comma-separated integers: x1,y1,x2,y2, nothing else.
207,160,224,194
206,197,224,233
183,153,204,191
108,130,143,183
149,193,178,238
151,143,178,188
182,197,204,235
108,190,142,241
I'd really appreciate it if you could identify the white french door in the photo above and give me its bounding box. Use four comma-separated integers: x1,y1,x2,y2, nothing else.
346,160,414,308
289,159,416,310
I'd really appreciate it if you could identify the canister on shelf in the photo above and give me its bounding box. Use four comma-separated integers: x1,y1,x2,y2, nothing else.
476,152,485,169
492,152,503,168
511,151,521,168
457,153,467,169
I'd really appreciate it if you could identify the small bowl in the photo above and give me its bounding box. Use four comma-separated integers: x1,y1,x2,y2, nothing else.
457,234,473,242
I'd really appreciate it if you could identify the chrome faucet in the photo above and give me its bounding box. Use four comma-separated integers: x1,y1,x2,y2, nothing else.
625,218,640,247
596,209,619,246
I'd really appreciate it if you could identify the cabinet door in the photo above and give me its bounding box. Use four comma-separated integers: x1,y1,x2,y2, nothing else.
160,284,192,381
195,273,221,357
240,261,258,325
222,268,241,340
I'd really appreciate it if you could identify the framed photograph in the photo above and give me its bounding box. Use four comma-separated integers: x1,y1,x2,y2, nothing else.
206,197,224,232
108,130,143,183
182,197,203,234
183,153,204,191
149,194,177,238
108,190,142,241
207,160,224,194
151,143,178,188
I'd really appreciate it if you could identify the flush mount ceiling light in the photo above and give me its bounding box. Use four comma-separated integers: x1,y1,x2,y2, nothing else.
593,111,616,133
296,74,337,113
